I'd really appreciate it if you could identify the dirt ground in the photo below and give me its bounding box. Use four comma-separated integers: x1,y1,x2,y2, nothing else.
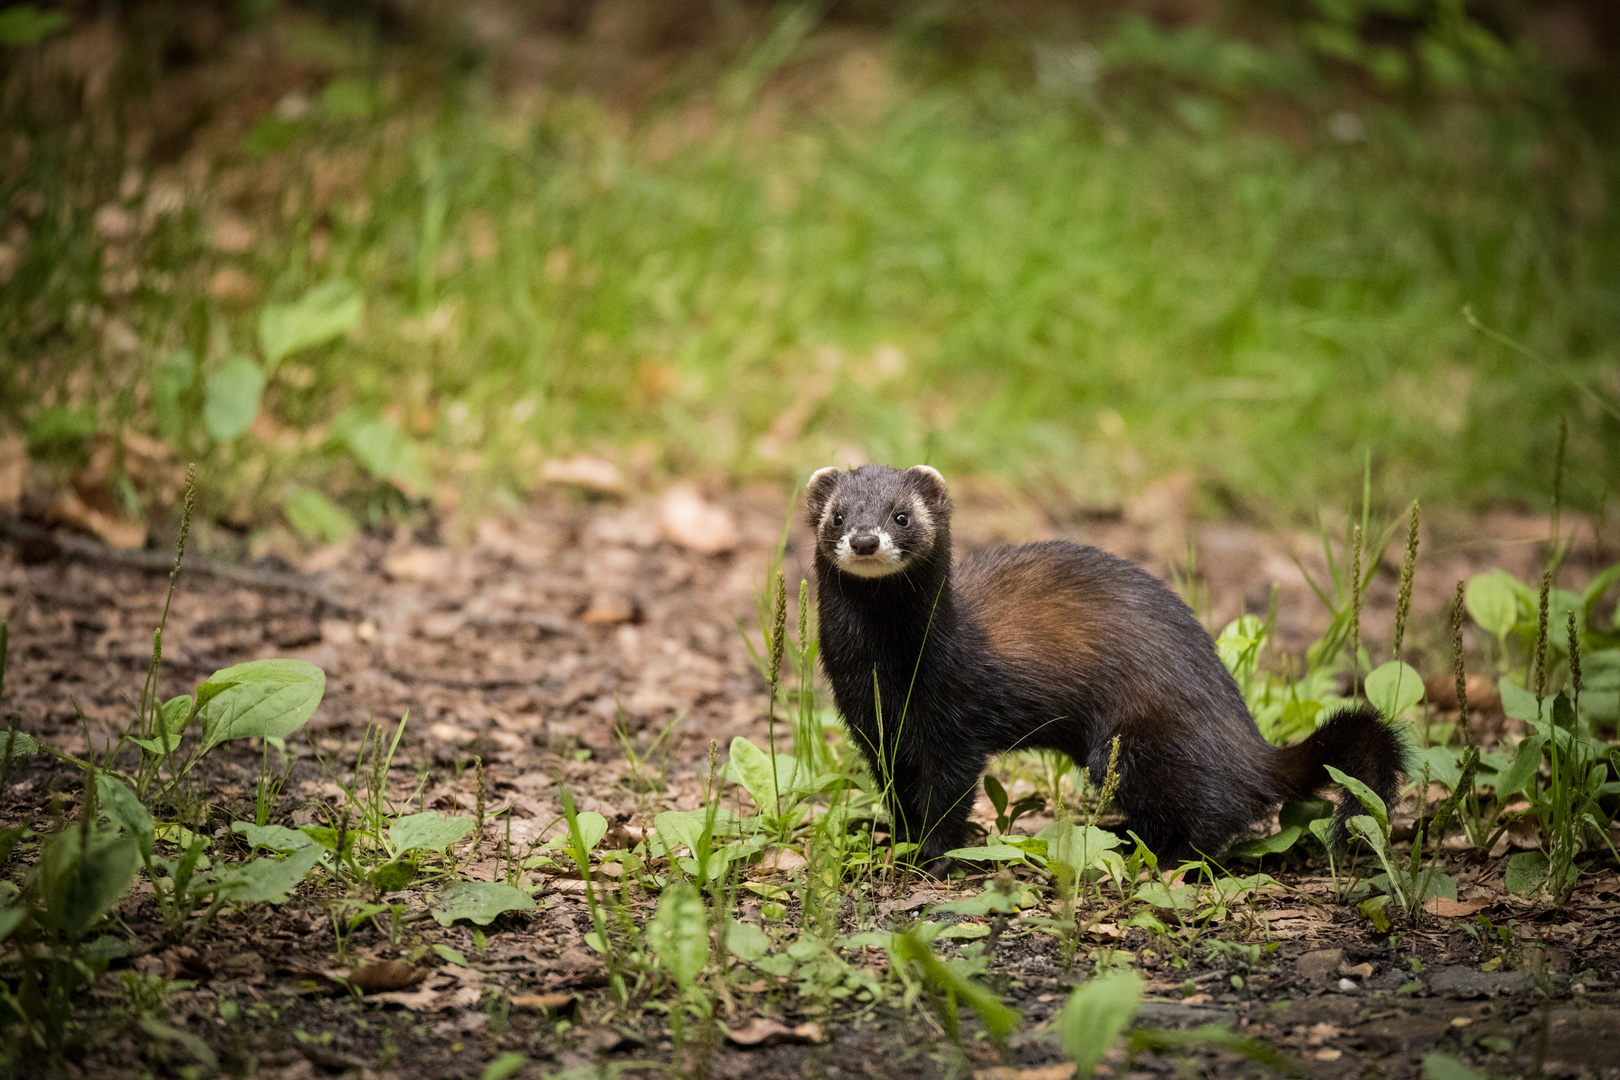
3,480,1619,1079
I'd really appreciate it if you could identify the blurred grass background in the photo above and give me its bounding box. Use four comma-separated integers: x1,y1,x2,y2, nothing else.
2,0,1618,551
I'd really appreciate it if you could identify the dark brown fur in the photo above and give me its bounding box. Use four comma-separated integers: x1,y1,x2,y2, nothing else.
807,464,1407,865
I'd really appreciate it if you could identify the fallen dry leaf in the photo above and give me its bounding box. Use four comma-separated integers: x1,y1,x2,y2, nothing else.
540,455,625,495
46,491,146,549
511,992,577,1013
974,1066,1076,1080
1425,897,1487,918
206,266,258,303
752,847,807,876
582,591,637,624
347,961,423,994
659,485,737,555
724,1017,824,1047
383,548,450,582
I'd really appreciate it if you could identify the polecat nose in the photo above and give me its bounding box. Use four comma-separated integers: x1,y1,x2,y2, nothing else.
850,534,880,556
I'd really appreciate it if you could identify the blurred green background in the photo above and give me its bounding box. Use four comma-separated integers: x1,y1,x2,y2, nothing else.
2,0,1617,550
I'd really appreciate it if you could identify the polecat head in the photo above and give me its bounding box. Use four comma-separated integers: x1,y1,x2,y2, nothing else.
804,464,950,579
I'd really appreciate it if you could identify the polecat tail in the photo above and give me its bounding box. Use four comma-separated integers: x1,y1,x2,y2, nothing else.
1271,704,1409,849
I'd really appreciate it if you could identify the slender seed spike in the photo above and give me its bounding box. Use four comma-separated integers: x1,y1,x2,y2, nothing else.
474,756,487,854
1534,568,1551,701
769,570,787,692
1568,611,1582,704
1551,417,1567,550
1394,501,1420,659
1451,580,1472,746
1349,523,1364,690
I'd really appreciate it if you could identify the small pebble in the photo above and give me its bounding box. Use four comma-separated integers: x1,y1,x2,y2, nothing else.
1338,977,1357,992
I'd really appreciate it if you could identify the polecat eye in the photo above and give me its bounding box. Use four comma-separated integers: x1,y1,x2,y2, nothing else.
894,512,910,527
832,513,843,527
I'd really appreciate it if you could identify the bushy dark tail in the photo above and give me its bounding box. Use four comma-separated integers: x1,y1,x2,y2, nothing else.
1272,704,1409,849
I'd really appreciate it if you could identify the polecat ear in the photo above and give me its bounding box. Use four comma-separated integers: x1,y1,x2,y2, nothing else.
805,467,842,528
907,465,949,507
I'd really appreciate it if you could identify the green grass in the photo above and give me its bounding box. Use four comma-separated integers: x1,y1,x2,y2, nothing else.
3,15,1617,535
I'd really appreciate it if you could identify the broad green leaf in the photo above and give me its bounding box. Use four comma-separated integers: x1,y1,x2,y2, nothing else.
0,5,70,46
1504,850,1548,897
231,820,315,853
218,845,322,904
1230,825,1301,859
1215,615,1264,675
335,412,431,497
0,730,41,758
430,881,536,926
1325,765,1389,836
649,882,709,988
1499,677,1540,724
32,825,138,940
1280,798,1333,828
1365,661,1424,719
1358,893,1392,932
1036,821,1122,871
480,1052,527,1080
723,920,771,963
1423,1052,1488,1080
0,906,26,941
1414,872,1458,902
369,859,416,893
984,774,1008,815
939,922,990,940
1582,565,1620,620
431,944,468,966
1412,746,1465,791
727,736,794,814
941,844,1034,864
1348,814,1386,854
198,659,325,754
1056,968,1142,1074
283,489,356,544
389,811,474,856
159,695,193,737
1491,735,1546,798
258,279,363,369
1465,570,1524,640
202,354,265,442
96,774,155,859
151,348,194,446
1133,881,1197,910
934,885,1041,916
544,810,607,854
891,927,1020,1041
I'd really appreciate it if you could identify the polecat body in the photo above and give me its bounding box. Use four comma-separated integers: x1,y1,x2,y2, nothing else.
806,464,1405,865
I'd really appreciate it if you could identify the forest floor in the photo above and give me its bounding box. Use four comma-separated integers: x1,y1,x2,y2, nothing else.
3,481,1619,1080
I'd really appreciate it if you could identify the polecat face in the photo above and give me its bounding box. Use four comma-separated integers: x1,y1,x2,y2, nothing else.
804,464,949,579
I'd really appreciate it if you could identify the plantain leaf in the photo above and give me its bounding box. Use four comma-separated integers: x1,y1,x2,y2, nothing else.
197,659,325,754
258,279,362,370
202,354,265,441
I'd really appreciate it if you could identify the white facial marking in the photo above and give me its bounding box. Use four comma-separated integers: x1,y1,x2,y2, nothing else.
835,528,909,578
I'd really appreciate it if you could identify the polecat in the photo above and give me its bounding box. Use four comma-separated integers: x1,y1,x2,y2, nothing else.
806,464,1405,866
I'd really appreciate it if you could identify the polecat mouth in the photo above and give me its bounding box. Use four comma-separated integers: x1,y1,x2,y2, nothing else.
834,533,910,578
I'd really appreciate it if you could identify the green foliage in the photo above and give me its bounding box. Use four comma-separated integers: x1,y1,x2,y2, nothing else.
283,489,357,544
430,882,537,927
258,279,363,370
197,659,326,755
26,825,137,942
648,882,709,992
202,355,266,442
0,5,69,46
891,927,1019,1046
1364,661,1423,721
1055,969,1142,1075
389,812,475,856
